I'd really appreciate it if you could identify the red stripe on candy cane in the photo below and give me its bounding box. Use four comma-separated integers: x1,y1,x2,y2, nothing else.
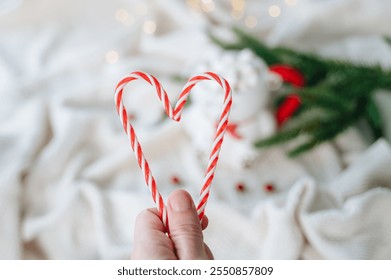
114,71,232,231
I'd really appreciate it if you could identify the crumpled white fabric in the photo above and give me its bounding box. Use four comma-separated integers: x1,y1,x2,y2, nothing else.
256,140,391,259
201,140,391,260
1,0,391,259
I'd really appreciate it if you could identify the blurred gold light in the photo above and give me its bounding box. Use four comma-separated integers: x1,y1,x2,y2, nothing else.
115,8,129,23
143,20,157,34
187,0,200,10
231,9,243,20
268,5,281,17
201,0,215,12
232,0,245,11
244,15,258,28
115,8,134,26
136,3,148,15
285,0,298,5
106,51,119,64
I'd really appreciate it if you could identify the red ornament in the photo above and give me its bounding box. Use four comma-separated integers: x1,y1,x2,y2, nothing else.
236,183,246,192
269,64,305,88
269,64,306,126
263,184,275,193
171,176,181,185
275,94,301,126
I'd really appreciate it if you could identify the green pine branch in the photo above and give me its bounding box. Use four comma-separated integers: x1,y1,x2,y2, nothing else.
213,28,391,156
298,87,354,112
365,97,383,139
232,27,282,64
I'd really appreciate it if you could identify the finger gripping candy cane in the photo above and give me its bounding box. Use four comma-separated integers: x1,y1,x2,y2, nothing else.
114,71,232,231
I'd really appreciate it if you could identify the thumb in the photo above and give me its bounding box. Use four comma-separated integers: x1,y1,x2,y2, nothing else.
167,190,209,260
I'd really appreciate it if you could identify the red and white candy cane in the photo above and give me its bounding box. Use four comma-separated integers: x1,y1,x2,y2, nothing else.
114,71,232,231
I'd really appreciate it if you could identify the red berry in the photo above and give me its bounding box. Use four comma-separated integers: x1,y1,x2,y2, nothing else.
236,183,246,192
171,176,181,185
264,184,275,192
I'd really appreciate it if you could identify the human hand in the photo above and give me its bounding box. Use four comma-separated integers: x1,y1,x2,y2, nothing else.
131,190,214,260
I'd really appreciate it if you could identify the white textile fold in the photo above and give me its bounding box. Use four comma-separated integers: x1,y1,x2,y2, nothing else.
1,0,391,259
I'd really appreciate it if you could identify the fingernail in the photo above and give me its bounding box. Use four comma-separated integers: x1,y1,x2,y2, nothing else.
170,192,193,212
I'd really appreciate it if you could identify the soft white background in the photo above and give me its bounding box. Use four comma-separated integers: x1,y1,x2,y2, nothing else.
1,0,391,259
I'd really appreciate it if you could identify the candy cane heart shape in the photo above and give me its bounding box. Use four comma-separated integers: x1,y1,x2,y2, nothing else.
114,71,232,232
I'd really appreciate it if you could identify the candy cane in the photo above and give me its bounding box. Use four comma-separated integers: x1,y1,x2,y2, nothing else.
114,71,232,231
